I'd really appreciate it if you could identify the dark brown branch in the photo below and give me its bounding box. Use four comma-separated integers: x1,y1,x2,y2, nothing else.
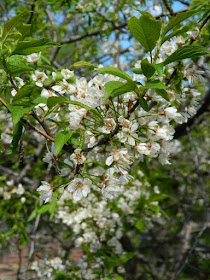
26,0,37,24
162,0,175,16
177,0,190,6
199,14,210,31
30,110,53,137
0,97,55,142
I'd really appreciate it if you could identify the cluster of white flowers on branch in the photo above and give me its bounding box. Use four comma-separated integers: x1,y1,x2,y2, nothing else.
20,42,204,204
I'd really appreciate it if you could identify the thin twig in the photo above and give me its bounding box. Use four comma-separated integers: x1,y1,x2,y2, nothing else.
0,97,55,142
177,0,190,6
26,0,37,24
162,0,175,16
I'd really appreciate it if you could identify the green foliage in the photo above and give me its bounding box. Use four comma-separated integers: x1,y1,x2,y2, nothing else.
162,10,198,36
128,13,161,51
104,252,136,274
54,131,73,156
141,59,156,78
69,61,96,69
140,80,166,90
139,96,149,112
164,45,210,65
94,67,132,81
1,11,28,45
11,38,61,55
105,81,124,100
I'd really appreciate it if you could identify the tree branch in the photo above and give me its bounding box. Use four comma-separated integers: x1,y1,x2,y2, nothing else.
162,0,175,16
26,0,37,24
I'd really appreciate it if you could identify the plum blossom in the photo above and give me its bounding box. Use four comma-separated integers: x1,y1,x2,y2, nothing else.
27,52,41,63
70,149,86,165
36,181,53,203
52,79,77,95
61,69,74,80
32,70,48,87
101,168,122,200
67,178,91,201
100,117,116,134
117,116,138,146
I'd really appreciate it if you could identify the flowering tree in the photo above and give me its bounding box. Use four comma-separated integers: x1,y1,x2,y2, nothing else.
0,0,209,279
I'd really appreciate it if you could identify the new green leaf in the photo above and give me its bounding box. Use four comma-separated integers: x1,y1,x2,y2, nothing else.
94,67,132,81
105,81,124,101
69,61,96,69
128,15,161,51
47,97,66,109
141,59,155,78
12,38,61,55
139,96,149,112
164,45,210,65
163,10,198,35
1,12,28,45
54,131,73,156
8,104,34,127
140,80,166,90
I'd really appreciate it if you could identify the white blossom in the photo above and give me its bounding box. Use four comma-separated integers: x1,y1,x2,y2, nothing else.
36,181,53,203
32,70,48,87
67,178,91,201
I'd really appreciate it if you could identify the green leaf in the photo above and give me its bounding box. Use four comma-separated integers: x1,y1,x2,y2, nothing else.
18,23,31,39
134,9,156,20
130,68,142,74
128,15,161,51
156,89,170,101
164,45,210,65
32,97,48,106
69,133,80,145
9,121,23,152
105,81,124,101
54,131,73,156
141,59,155,78
118,252,136,265
12,38,61,55
135,220,145,231
163,10,198,35
49,190,59,220
149,193,169,202
140,80,166,90
38,204,50,214
0,133,5,153
1,12,28,45
8,104,34,127
112,81,137,98
154,63,164,76
94,66,132,81
104,256,118,274
69,61,96,69
139,96,149,112
7,56,34,75
20,230,29,247
148,204,160,213
28,209,38,222
12,84,40,106
47,96,65,109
